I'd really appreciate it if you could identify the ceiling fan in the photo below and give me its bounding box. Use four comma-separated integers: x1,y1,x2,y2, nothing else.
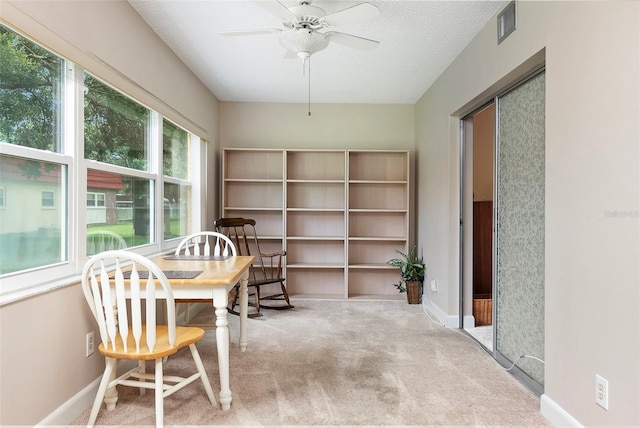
220,0,381,62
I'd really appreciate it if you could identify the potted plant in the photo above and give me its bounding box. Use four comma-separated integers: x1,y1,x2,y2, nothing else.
386,246,425,304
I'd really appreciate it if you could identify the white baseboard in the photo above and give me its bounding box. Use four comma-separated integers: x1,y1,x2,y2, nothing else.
36,377,101,426
422,298,459,328
540,394,584,427
37,360,137,426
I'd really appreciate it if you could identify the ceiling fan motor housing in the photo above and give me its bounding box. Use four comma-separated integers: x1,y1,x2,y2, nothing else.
284,3,327,29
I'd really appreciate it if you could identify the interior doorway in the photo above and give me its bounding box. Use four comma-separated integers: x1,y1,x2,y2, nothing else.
461,103,495,351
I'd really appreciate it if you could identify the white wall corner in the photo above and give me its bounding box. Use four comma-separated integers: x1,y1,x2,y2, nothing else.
422,297,459,328
540,394,584,428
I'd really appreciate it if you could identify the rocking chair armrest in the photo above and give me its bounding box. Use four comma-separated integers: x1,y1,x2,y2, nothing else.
260,250,285,278
260,250,286,258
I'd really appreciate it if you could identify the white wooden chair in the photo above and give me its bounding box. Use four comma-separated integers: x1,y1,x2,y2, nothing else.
175,231,236,258
81,250,216,428
174,231,237,325
86,230,127,255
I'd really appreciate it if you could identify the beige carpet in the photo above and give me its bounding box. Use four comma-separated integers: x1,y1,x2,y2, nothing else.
72,300,551,427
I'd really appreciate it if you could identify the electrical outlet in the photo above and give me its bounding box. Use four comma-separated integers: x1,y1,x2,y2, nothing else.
86,331,95,357
596,374,608,410
430,279,438,292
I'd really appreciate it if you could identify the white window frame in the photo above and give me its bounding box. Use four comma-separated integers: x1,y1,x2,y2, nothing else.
0,36,203,305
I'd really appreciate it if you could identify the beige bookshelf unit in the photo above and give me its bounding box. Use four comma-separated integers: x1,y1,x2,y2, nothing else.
221,149,410,300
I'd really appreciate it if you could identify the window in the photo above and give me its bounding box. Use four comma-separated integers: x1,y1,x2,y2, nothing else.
87,192,106,207
41,190,55,208
0,155,67,275
84,74,149,171
0,24,68,279
163,119,192,239
86,170,154,250
0,25,64,152
83,75,154,252
0,23,200,300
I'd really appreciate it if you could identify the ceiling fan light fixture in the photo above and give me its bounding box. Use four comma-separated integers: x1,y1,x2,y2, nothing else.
279,29,330,58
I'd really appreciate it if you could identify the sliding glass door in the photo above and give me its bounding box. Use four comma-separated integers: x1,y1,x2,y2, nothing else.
494,70,546,393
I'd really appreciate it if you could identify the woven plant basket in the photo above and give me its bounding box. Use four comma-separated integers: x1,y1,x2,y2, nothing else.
473,294,492,325
406,281,421,304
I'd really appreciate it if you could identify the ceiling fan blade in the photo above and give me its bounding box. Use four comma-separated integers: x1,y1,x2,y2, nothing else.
322,3,380,27
325,31,379,51
219,29,282,37
257,0,298,21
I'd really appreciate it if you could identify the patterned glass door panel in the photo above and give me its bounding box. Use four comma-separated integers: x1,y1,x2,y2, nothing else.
495,71,546,387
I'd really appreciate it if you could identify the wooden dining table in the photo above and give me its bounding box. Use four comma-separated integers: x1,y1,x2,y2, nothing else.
149,254,255,410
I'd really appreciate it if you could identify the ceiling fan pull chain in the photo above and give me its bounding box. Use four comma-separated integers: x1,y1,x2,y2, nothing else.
308,56,311,116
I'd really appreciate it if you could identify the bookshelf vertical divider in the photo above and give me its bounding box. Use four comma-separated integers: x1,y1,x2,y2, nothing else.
222,149,410,301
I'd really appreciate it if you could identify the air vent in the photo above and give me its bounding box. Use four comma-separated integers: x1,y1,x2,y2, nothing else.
497,1,516,44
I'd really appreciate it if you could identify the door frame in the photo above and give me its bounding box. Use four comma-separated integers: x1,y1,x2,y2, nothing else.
459,66,546,396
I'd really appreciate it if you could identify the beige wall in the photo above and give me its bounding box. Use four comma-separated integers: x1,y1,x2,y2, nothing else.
416,1,639,425
220,102,415,150
0,1,219,424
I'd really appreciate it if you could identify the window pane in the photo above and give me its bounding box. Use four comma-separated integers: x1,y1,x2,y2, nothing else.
163,182,191,239
86,169,153,255
0,25,64,151
163,119,190,179
0,154,66,275
41,190,55,208
84,74,149,170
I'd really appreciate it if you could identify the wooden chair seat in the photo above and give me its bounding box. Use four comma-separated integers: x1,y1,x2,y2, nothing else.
98,325,204,360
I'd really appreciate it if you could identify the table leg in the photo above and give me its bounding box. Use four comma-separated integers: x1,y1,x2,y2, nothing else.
213,288,232,410
238,270,249,352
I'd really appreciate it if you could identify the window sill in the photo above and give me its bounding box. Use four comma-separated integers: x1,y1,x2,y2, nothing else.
0,275,81,307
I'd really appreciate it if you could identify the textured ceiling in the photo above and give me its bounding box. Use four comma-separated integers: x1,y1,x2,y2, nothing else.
128,0,506,104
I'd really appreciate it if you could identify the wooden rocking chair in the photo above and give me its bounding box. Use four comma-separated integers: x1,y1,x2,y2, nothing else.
214,217,294,318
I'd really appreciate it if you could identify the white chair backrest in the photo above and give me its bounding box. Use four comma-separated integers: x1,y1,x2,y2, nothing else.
87,230,127,255
81,250,176,354
175,231,237,257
